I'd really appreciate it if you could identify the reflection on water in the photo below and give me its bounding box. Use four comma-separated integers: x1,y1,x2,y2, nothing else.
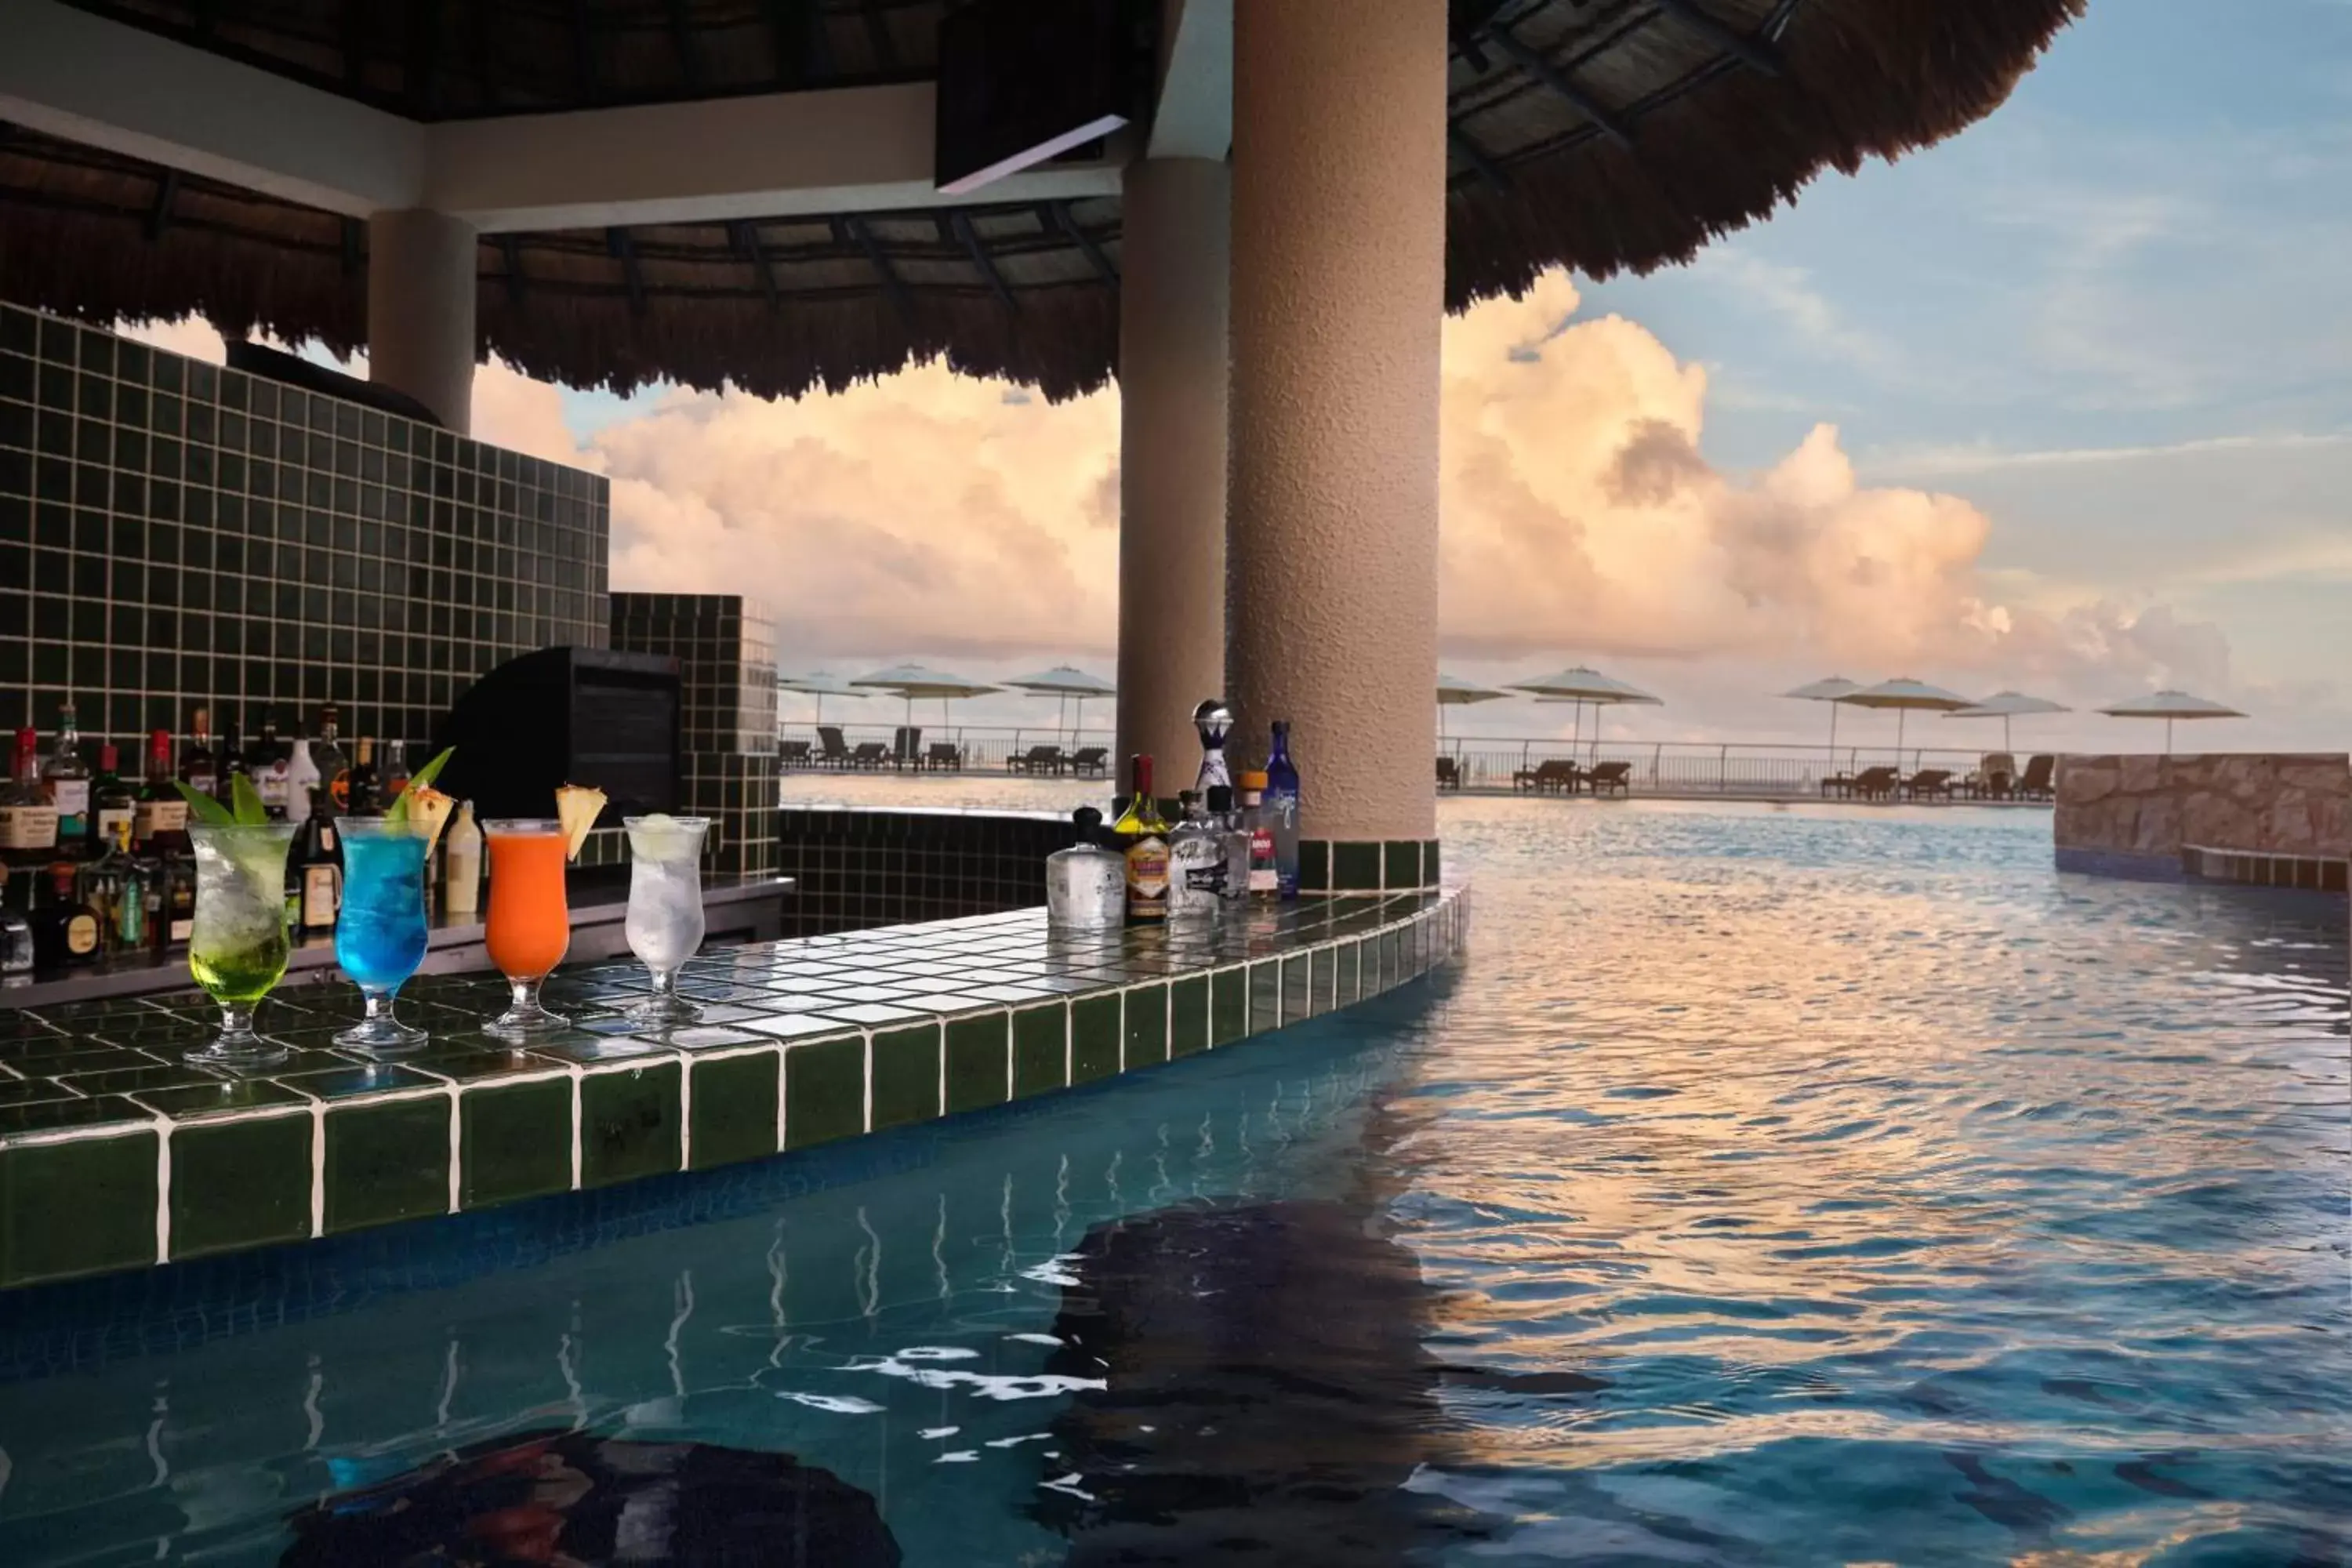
0,796,2342,1566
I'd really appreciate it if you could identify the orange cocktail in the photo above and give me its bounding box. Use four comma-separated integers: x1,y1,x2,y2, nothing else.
483,818,572,1037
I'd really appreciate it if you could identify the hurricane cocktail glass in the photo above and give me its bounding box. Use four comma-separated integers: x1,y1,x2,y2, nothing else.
623,815,710,1024
333,818,431,1052
483,818,572,1038
186,822,297,1068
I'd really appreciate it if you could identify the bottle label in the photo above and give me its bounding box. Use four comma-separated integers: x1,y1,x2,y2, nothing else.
64,913,97,957
0,805,59,851
1248,828,1278,895
329,770,350,811
48,780,90,828
303,865,341,928
1168,840,1226,916
1124,836,1169,921
134,799,189,840
96,806,133,845
257,764,289,810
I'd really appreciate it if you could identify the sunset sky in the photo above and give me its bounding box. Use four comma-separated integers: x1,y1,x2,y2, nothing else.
138,0,2350,753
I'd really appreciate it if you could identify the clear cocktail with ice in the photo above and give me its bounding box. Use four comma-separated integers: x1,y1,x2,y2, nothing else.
623,815,709,1024
186,822,297,1067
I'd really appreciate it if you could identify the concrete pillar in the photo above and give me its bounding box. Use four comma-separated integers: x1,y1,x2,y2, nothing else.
1115,158,1232,782
366,209,479,435
1225,0,1447,841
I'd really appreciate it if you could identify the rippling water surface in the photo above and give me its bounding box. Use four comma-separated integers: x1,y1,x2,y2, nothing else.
0,791,2343,1566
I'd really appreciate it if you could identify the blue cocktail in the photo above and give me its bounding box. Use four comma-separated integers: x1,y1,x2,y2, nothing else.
334,818,431,1053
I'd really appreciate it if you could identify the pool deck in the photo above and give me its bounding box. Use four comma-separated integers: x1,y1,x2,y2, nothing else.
0,891,1466,1292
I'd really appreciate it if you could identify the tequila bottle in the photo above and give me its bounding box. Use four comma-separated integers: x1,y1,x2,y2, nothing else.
1264,721,1302,899
1166,790,1225,922
1110,755,1171,926
1046,808,1124,931
1192,699,1233,797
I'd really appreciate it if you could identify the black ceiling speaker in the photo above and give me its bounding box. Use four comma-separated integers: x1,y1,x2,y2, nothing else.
935,0,1143,195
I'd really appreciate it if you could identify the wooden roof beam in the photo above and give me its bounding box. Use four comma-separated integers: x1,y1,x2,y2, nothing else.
499,233,527,307
1488,24,1635,150
730,219,781,311
1045,201,1119,290
843,215,917,334
1449,123,1508,191
144,167,180,240
608,227,647,316
1652,0,1784,77
950,210,1018,314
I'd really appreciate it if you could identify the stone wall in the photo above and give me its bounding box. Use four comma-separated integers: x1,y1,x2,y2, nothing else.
2054,753,2349,880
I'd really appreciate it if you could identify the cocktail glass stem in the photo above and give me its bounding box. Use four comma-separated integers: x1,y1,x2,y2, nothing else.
196,1003,287,1069
335,986,427,1054
633,967,701,1025
486,976,569,1038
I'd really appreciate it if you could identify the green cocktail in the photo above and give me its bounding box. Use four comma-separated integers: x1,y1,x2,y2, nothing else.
187,822,297,1067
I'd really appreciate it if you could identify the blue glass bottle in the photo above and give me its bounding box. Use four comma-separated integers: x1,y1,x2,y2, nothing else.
1264,721,1301,899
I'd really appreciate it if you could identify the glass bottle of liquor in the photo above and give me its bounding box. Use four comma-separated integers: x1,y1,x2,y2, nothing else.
1210,784,1251,911
1238,769,1278,902
347,738,381,817
285,737,321,826
89,743,135,855
442,800,483,916
1263,721,1303,900
312,705,350,815
1166,790,1225,923
30,862,101,973
1044,807,1124,931
1110,755,1171,926
76,821,147,957
380,739,412,804
216,710,249,806
42,701,93,854
292,784,344,938
158,849,195,949
180,706,219,799
248,712,291,818
132,729,191,857
0,878,32,982
0,729,60,870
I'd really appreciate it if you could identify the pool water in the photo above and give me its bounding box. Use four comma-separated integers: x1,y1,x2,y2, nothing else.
1,797,2344,1566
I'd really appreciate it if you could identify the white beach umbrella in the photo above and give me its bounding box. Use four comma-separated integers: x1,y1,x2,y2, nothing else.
1513,666,1664,762
2096,689,2246,754
1838,677,1976,763
776,670,869,727
1943,690,2069,753
1782,676,1864,758
1436,673,1508,744
851,663,1002,727
1005,666,1116,742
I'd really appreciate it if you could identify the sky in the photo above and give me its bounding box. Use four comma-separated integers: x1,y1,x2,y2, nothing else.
136,0,2352,753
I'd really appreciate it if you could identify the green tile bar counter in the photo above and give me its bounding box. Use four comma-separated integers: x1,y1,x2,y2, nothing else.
0,891,1465,1290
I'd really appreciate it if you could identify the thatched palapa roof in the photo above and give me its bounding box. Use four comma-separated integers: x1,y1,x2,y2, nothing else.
0,0,2085,404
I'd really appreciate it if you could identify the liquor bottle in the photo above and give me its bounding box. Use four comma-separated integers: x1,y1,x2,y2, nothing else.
1192,699,1234,797
216,710,249,806
132,729,191,857
180,706,219,798
381,739,412,803
77,822,147,957
1045,807,1124,930
1110,755,1171,926
285,737,321,825
1210,784,1251,910
292,786,343,937
41,701,93,853
1264,720,1302,900
161,851,195,947
0,729,60,869
1166,790,1225,922
442,800,483,916
89,743,135,854
312,705,350,815
0,880,31,982
1239,769,1278,901
347,738,381,817
29,862,101,973
249,712,291,818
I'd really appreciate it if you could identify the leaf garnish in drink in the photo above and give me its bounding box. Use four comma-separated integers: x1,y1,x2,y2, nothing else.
175,781,238,828
383,747,455,826
230,771,270,826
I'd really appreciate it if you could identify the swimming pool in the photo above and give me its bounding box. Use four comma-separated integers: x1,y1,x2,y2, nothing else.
0,795,2343,1565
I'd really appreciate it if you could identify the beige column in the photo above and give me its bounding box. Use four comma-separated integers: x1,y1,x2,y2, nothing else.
1225,0,1447,840
1115,158,1232,782
366,209,479,435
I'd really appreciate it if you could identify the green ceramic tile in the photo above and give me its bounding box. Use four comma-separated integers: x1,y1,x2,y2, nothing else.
1210,967,1246,1046
690,1051,781,1170
323,1095,451,1234
1169,975,1210,1058
1011,1004,1067,1098
0,1127,158,1287
945,1014,1009,1116
1340,941,1363,1004
871,1024,942,1131
1298,840,1330,893
459,1076,574,1207
1124,982,1168,1069
1282,956,1309,1024
1385,840,1421,891
581,1062,683,1187
1070,995,1120,1083
785,1034,866,1150
1248,960,1280,1035
1332,840,1382,892
169,1112,311,1259
1423,839,1442,885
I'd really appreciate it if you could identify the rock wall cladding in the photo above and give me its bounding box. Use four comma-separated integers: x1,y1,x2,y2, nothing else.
2055,753,2350,859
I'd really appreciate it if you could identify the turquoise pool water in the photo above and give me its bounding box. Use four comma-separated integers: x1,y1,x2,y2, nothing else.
0,796,2344,1565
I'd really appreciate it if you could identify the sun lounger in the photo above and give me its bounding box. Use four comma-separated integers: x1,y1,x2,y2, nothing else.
1069,747,1109,779
815,726,850,769
1585,760,1632,797
1850,765,1899,800
848,741,887,770
779,739,812,769
1009,745,1066,775
2016,754,2055,801
891,726,923,769
1512,759,1582,794
1903,768,1955,800
1821,769,1857,799
924,741,964,771
1435,756,1461,790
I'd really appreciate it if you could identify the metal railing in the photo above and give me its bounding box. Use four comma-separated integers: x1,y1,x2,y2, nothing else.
779,723,1116,773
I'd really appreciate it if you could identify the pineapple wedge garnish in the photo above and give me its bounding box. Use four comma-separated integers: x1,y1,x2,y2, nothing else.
555,783,607,862
402,785,456,852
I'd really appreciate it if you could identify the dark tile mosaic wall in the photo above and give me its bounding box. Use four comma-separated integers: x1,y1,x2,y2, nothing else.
610,593,779,878
0,302,609,756
775,807,1072,936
